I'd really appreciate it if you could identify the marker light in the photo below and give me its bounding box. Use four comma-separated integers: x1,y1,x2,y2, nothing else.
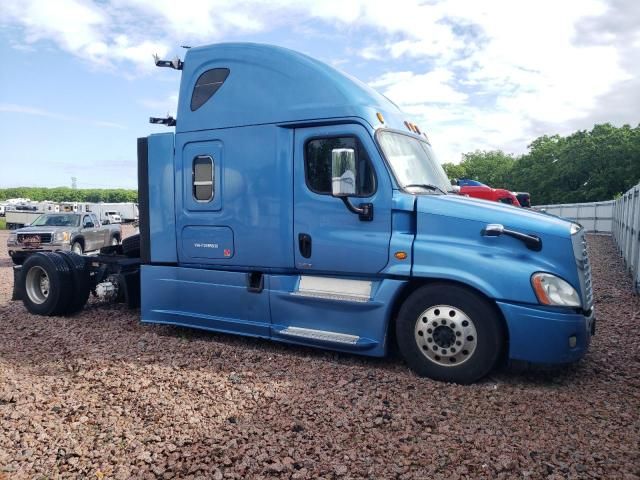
531,273,581,307
376,112,385,124
394,251,408,260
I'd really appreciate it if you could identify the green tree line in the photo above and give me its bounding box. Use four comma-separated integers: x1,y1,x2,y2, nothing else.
0,187,138,203
442,123,640,205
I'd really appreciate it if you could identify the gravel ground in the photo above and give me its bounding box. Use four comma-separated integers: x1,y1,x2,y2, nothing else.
0,231,638,479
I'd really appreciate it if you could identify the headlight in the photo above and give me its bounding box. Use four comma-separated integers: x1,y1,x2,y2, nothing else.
531,273,581,307
570,223,582,235
8,233,17,242
54,231,71,243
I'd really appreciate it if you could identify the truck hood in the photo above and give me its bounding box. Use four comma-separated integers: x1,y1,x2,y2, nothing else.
411,194,581,305
417,194,573,239
13,226,71,233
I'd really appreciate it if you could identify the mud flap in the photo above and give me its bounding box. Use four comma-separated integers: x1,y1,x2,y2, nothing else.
120,270,140,309
12,265,24,301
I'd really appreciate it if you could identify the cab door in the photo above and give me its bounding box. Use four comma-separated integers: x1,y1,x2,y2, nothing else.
80,214,97,250
293,124,392,274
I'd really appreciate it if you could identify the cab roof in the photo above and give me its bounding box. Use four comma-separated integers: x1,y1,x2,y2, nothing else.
176,43,405,133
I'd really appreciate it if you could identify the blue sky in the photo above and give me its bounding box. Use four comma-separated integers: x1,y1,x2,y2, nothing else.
1,0,638,189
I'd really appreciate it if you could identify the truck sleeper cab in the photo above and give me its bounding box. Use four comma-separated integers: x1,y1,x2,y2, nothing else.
15,43,595,384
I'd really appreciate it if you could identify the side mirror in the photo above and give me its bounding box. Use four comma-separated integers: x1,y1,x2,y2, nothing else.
331,148,357,197
330,147,373,221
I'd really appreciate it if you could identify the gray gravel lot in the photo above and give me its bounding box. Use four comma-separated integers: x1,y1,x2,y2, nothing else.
0,230,638,479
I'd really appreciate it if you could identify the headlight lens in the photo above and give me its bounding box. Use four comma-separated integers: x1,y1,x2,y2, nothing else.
570,223,582,235
54,231,71,243
8,233,17,242
531,273,581,307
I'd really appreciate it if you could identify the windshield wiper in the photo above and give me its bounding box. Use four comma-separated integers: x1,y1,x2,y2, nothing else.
403,183,447,195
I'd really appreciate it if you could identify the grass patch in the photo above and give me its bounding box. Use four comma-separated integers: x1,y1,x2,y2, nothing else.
0,218,5,230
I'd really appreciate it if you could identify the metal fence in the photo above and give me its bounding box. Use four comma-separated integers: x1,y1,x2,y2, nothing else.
612,183,640,293
535,185,640,293
533,201,614,233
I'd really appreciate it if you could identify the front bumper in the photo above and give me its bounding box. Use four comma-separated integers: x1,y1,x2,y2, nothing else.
497,301,595,364
8,243,72,258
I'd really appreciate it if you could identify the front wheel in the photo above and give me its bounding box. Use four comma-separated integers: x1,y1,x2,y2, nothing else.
71,241,83,254
396,284,505,384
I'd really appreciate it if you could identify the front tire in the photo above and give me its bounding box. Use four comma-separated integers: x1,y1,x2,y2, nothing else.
396,284,505,384
71,241,83,254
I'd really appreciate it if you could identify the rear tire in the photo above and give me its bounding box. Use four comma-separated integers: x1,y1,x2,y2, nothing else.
396,283,505,384
21,252,73,316
121,234,140,258
57,251,90,315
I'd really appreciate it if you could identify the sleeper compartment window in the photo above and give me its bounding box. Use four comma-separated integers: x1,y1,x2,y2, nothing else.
191,68,230,111
193,156,214,202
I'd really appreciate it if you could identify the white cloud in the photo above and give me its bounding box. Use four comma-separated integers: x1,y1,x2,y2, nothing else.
371,69,468,105
0,103,126,129
138,93,179,115
1,0,638,165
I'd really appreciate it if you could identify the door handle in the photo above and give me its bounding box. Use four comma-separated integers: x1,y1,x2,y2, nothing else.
298,233,312,258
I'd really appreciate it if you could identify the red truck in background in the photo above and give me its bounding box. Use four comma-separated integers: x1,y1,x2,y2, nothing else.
454,179,524,207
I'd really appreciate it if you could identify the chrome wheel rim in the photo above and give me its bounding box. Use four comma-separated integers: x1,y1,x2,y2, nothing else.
414,305,478,367
111,237,118,245
25,266,50,304
72,243,82,253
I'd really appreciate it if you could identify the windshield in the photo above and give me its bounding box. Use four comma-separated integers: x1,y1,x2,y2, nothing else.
30,214,80,227
377,130,451,194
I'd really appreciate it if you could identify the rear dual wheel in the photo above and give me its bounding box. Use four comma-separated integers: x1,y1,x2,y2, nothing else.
396,284,505,384
21,252,89,316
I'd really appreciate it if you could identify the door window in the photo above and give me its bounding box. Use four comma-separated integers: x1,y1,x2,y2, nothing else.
193,155,215,202
304,137,375,197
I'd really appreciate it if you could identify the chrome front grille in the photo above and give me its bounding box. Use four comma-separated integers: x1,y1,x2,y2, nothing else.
572,229,593,311
17,233,53,244
581,235,593,309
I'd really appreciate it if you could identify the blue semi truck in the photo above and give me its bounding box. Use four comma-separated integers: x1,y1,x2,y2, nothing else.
12,43,595,383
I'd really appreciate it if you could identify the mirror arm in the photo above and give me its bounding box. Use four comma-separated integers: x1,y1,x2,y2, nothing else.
340,197,374,221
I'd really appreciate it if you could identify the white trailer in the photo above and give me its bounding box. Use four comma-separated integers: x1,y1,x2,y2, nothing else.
86,203,138,223
6,210,43,229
